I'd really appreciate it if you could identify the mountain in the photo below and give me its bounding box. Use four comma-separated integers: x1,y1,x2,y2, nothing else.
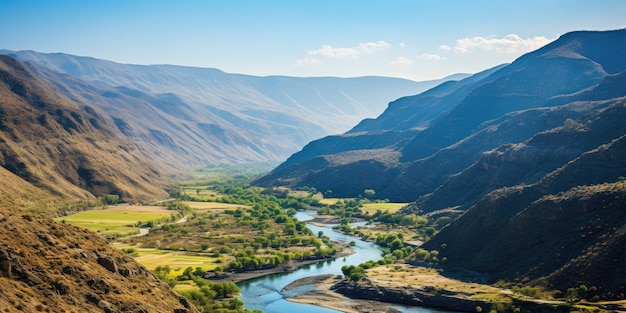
255,29,626,202
423,130,626,296
1,50,462,170
0,55,167,205
255,28,626,298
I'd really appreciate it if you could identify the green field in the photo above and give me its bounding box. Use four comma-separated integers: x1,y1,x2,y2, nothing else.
115,246,224,276
56,205,175,236
318,197,350,205
361,202,408,215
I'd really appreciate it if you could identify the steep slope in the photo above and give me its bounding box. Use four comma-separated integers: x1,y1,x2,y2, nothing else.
256,29,626,202
0,212,197,313
2,50,453,168
416,98,626,213
0,55,167,203
350,66,504,133
423,132,626,297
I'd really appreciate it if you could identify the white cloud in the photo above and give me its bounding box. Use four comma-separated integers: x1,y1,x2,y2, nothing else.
295,57,323,66
398,42,406,48
416,53,447,61
296,41,390,65
390,56,413,65
357,41,390,53
450,34,553,54
439,44,452,51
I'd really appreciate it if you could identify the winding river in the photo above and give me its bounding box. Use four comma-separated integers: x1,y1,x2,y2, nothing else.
237,212,455,313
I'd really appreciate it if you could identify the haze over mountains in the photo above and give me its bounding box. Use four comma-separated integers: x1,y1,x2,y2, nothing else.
1,49,461,171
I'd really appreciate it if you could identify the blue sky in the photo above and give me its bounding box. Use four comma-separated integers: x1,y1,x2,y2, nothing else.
1,0,625,81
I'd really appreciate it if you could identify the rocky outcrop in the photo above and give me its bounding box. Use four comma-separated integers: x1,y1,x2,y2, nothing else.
332,279,489,312
332,279,584,313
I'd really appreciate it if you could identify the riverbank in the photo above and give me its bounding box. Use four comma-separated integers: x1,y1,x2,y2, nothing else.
284,275,403,313
283,264,609,313
208,243,354,283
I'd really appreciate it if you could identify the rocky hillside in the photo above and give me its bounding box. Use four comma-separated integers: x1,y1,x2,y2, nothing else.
0,55,167,205
0,212,197,313
423,132,626,296
2,50,458,169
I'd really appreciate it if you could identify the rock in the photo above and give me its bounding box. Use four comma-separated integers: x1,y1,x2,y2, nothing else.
98,256,117,273
118,266,134,277
51,280,70,295
178,295,192,309
98,299,116,313
62,266,74,275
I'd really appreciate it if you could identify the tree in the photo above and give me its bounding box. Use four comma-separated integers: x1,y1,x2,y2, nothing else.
566,287,580,303
363,189,376,199
341,265,365,281
103,194,119,205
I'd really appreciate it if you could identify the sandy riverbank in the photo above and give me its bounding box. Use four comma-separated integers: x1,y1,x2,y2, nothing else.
284,275,404,313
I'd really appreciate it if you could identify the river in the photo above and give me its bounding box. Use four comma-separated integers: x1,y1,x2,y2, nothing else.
237,211,456,313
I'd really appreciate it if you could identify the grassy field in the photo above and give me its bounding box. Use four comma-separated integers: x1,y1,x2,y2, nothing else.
183,201,248,211
113,245,225,277
180,187,222,201
318,197,348,205
361,202,408,215
56,205,175,237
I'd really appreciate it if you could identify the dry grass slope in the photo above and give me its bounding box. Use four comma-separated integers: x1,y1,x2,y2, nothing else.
0,211,198,313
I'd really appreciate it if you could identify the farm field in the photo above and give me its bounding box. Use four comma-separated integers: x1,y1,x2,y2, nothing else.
112,244,225,277
183,201,249,211
56,205,176,237
361,202,407,215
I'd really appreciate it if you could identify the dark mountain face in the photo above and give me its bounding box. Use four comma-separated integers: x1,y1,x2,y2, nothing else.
1,50,455,170
423,130,626,295
256,29,626,203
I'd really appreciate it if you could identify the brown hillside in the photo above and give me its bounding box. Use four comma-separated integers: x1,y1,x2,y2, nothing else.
0,55,167,205
0,211,197,313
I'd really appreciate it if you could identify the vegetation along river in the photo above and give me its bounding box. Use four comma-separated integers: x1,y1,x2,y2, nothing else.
237,211,456,313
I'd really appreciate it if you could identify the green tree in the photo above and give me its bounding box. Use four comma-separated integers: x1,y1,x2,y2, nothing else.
363,189,376,199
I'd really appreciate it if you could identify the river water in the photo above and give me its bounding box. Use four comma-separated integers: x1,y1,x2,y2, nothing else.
237,212,456,313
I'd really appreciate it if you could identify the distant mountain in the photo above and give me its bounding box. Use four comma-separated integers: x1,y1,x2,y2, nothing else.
0,50,462,170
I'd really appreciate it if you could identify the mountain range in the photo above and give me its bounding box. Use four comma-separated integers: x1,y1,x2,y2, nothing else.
1,49,462,171
0,49,463,311
255,29,626,296
2,27,626,307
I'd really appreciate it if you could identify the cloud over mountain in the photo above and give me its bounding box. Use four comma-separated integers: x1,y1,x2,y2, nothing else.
440,34,554,54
